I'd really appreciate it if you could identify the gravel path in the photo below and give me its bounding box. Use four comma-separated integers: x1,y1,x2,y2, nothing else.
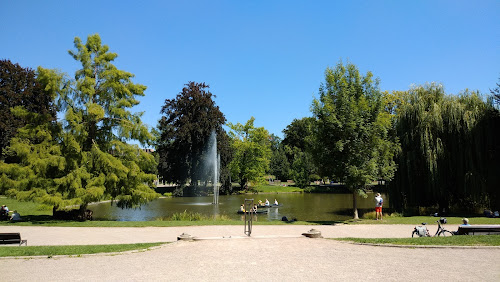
1,224,499,281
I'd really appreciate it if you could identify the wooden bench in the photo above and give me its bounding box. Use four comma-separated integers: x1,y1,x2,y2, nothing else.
0,233,27,246
457,225,500,235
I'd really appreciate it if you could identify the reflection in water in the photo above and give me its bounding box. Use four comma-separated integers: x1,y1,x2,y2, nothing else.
90,193,388,222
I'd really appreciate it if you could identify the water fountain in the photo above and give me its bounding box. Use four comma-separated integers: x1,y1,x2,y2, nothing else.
207,131,220,204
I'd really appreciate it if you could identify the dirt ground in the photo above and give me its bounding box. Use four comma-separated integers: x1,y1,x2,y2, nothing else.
0,225,499,281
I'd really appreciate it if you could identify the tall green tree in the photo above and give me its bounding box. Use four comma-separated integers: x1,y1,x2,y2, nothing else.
311,61,399,219
282,117,316,187
157,82,231,195
0,60,56,159
228,117,271,189
1,34,158,213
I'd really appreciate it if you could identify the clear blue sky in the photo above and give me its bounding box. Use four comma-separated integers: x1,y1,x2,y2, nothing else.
1,1,499,139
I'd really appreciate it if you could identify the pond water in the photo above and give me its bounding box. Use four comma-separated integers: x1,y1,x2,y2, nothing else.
90,192,388,222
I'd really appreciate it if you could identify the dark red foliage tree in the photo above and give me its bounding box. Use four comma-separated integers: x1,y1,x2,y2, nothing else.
157,82,232,195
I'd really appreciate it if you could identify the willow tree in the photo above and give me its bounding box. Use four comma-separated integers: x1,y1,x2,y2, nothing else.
391,83,499,212
1,34,158,214
311,61,399,219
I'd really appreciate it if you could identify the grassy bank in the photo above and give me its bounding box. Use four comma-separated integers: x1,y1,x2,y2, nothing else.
245,184,304,193
335,235,500,246
0,242,166,257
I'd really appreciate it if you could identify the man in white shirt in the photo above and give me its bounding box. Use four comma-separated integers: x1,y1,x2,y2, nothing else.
375,193,383,220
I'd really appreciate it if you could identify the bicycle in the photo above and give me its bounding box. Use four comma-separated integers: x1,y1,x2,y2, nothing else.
433,218,454,237
412,217,454,237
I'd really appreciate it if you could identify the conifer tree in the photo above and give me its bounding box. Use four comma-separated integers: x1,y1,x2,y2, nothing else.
0,60,56,159
1,34,158,213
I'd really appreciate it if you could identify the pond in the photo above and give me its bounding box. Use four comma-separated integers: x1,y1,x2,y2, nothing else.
90,192,388,222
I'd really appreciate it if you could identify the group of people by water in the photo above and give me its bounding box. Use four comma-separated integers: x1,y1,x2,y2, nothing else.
0,204,21,221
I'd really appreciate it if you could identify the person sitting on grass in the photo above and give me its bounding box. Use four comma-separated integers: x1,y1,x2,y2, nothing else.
0,205,9,220
10,210,21,221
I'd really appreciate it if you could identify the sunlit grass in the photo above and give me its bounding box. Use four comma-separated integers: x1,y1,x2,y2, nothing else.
0,196,52,216
249,184,304,193
0,242,166,257
335,235,500,246
348,216,500,225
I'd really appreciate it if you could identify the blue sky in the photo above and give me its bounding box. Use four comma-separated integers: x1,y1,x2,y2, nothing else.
1,1,499,139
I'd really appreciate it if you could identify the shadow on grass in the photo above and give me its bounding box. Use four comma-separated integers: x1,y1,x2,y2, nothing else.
276,219,343,225
0,215,101,225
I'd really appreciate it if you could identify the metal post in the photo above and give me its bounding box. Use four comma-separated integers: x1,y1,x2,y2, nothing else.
244,199,253,236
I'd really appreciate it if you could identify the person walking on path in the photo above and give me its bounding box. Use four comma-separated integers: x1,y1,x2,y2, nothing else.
375,193,383,220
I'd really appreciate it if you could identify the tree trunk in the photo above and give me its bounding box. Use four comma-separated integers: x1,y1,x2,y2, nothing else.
353,191,359,219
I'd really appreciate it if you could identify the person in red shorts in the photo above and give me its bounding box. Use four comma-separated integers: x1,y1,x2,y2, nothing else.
375,193,383,220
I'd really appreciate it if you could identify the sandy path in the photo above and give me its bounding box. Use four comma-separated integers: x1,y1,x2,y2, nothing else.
0,225,499,281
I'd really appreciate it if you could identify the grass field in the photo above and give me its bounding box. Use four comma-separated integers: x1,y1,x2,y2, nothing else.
335,235,500,246
249,184,304,193
0,242,166,257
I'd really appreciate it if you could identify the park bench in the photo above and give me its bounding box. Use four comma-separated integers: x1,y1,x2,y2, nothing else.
457,225,500,235
0,233,27,246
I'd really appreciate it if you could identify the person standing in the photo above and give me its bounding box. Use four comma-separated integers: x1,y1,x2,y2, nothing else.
375,193,383,220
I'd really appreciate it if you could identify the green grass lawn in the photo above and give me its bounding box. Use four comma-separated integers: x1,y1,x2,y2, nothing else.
0,197,52,216
335,235,500,246
348,215,500,225
0,242,166,257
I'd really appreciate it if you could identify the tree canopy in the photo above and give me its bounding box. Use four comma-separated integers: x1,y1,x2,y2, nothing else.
282,117,317,187
0,34,158,212
228,117,271,189
390,84,500,212
311,61,399,218
157,82,231,194
0,60,56,159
